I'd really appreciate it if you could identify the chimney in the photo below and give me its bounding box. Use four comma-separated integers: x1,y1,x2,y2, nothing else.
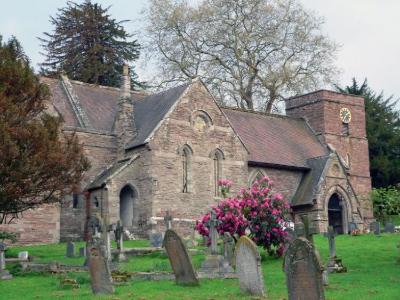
113,64,137,158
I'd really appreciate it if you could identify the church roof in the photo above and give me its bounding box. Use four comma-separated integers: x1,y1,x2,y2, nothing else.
222,108,328,169
126,83,190,149
43,77,189,149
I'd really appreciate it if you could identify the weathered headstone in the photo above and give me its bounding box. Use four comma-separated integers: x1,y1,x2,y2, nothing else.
0,242,12,280
112,221,127,262
234,236,265,297
222,232,235,268
150,232,164,248
300,215,319,244
79,247,86,257
66,241,75,258
384,221,395,233
370,221,381,235
164,211,173,230
87,215,114,295
325,226,346,273
284,237,325,300
348,222,357,233
18,251,29,260
163,229,199,286
200,211,226,274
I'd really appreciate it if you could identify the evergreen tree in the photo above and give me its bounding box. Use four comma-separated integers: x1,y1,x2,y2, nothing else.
0,36,90,224
40,0,142,88
336,79,400,188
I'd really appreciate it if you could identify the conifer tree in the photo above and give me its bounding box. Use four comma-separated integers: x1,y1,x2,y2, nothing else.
40,0,142,88
336,79,400,188
0,36,90,224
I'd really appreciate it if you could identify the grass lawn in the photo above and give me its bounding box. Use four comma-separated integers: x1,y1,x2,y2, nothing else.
1,234,399,300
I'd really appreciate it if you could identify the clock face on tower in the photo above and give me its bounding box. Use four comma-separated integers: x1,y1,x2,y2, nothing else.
340,107,351,123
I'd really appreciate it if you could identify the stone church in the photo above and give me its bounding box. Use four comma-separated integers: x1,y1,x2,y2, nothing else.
2,66,373,244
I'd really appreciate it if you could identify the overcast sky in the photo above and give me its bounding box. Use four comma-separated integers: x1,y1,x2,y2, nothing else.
1,0,399,107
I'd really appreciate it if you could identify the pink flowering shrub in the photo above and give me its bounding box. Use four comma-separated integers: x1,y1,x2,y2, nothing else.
195,177,291,256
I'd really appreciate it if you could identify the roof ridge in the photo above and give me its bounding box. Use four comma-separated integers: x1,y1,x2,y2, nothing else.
40,75,148,96
221,106,303,121
287,89,364,100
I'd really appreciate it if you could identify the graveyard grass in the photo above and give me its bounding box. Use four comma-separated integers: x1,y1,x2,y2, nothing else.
1,234,400,300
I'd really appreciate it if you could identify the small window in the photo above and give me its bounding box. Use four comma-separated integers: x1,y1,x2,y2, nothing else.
191,110,212,132
72,193,79,209
179,145,193,193
94,196,99,208
212,149,224,197
342,123,349,136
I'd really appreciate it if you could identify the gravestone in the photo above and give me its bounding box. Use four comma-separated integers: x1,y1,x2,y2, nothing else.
163,229,199,286
284,228,296,253
112,221,127,262
150,232,163,248
222,232,235,268
325,226,346,273
87,215,114,295
79,247,86,257
18,251,29,260
295,221,328,286
370,221,381,235
284,237,325,300
0,242,12,280
348,222,357,233
234,236,265,297
200,211,226,274
66,241,75,258
164,211,173,230
384,221,395,233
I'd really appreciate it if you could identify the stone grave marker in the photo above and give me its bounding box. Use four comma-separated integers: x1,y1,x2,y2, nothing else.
87,215,114,295
150,232,164,248
384,221,395,233
325,226,346,273
284,237,325,300
164,211,173,230
370,221,381,235
200,211,225,274
300,215,319,244
163,229,199,286
79,247,86,257
66,241,75,258
348,222,357,233
18,251,29,260
222,232,235,268
113,221,127,262
234,236,265,297
0,242,12,280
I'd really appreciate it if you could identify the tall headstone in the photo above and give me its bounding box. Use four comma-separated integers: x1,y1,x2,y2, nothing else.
200,211,226,274
112,221,127,262
384,221,395,233
370,221,381,235
164,211,173,230
150,232,163,248
300,215,319,244
66,241,75,258
325,226,346,273
87,215,114,295
234,236,265,297
222,232,235,268
0,242,12,280
284,237,325,300
163,229,199,286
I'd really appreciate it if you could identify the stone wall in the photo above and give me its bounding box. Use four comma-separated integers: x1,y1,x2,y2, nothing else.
60,129,117,241
0,204,60,245
147,81,249,237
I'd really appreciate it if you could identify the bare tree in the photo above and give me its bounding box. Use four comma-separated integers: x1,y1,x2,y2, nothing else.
143,0,339,112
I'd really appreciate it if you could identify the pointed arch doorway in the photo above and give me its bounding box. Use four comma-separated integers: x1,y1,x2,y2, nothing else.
328,193,346,234
119,185,137,229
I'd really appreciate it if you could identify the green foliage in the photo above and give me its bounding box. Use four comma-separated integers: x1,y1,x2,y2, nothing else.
372,186,400,222
0,35,90,224
336,78,400,187
40,0,143,89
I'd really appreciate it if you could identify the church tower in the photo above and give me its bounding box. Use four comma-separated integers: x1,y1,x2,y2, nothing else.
113,65,137,158
285,90,373,222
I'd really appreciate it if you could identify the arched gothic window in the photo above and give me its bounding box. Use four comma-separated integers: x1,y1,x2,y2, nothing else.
180,145,193,193
211,149,224,197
